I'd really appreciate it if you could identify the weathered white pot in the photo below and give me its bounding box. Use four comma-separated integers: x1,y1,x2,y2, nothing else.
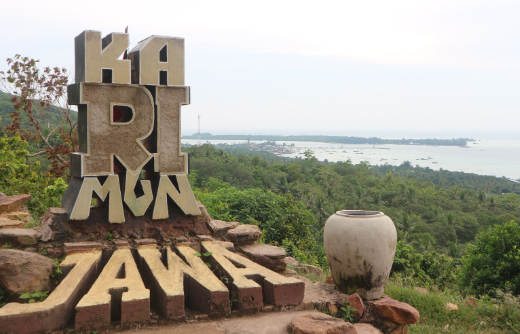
324,210,397,300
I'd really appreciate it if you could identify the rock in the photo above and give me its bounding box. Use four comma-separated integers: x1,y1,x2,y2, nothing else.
414,287,428,295
113,239,130,249
373,296,420,325
325,276,335,284
197,234,214,241
64,241,104,255
446,303,458,312
0,249,54,301
237,243,287,272
328,303,338,315
348,293,365,321
225,224,262,244
215,240,236,252
300,276,349,311
0,194,31,214
46,247,64,258
207,219,239,237
283,269,298,278
134,239,156,247
290,313,357,334
0,218,25,229
283,256,300,268
294,263,324,281
0,192,6,197
354,323,383,334
463,296,478,307
4,211,31,222
40,207,68,242
0,228,38,246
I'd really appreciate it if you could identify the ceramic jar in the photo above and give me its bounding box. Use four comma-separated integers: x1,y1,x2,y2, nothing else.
324,210,397,300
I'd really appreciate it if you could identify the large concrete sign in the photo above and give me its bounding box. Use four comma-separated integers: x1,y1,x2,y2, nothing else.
63,30,199,223
0,30,305,334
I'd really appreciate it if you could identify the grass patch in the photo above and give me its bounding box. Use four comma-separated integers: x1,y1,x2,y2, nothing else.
385,277,520,333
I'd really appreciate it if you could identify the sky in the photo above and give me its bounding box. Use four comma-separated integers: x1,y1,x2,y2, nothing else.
1,0,520,139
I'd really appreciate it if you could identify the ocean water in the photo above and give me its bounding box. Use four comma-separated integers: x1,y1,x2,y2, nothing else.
181,139,520,181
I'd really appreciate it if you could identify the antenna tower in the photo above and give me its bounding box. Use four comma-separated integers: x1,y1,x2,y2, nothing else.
197,114,201,146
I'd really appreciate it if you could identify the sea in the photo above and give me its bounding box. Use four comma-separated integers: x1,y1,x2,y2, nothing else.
181,138,520,181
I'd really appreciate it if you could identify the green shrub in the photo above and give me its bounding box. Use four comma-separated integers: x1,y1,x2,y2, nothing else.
0,134,67,219
459,220,520,297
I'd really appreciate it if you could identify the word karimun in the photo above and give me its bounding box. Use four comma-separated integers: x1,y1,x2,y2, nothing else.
62,31,200,223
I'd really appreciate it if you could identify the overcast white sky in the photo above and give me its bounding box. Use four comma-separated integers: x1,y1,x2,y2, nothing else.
1,0,519,139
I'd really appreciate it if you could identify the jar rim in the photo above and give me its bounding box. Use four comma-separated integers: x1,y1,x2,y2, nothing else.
335,210,384,217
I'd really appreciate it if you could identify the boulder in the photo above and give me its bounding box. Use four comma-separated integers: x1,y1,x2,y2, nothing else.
347,293,365,321
353,323,383,334
300,276,349,311
294,263,324,281
0,194,31,214
372,295,420,325
414,287,428,295
0,249,54,300
225,224,262,244
283,256,300,268
237,243,287,272
0,228,38,246
207,219,239,237
328,303,338,315
446,303,458,312
290,313,357,334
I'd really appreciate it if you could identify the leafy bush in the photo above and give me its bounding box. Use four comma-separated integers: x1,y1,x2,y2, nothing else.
194,179,327,267
0,134,67,218
392,241,458,289
459,220,520,297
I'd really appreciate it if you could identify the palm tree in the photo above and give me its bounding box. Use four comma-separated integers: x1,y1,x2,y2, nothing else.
397,212,419,242
488,196,496,210
459,189,468,202
477,191,486,211
354,186,367,209
448,241,460,258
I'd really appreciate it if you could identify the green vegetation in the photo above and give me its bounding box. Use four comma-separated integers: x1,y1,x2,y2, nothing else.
333,302,357,322
459,221,520,297
182,133,473,146
1,55,78,176
0,133,67,218
184,143,520,331
187,144,520,259
386,278,520,333
19,290,48,303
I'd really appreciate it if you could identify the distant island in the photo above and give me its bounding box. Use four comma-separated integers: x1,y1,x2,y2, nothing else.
182,133,474,147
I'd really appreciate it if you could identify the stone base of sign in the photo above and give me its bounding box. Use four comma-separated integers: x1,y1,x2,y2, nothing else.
40,200,211,243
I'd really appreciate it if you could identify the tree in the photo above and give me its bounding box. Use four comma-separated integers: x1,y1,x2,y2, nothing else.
396,211,419,242
0,55,78,177
459,221,520,297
